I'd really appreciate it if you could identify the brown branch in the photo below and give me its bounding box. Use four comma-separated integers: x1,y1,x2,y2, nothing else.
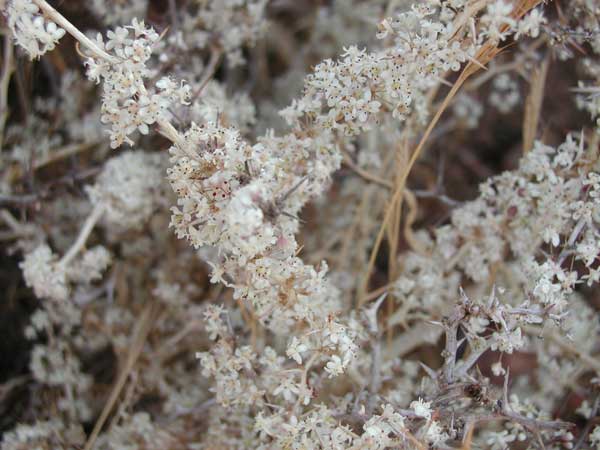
341,149,393,190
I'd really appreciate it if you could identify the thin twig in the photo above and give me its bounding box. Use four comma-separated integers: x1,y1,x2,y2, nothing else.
413,189,462,207
342,149,393,190
190,47,223,103
32,140,101,171
59,202,104,267
573,395,600,450
443,306,464,385
0,193,39,205
83,303,156,450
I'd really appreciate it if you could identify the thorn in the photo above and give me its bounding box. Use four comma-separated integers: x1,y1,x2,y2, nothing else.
467,54,488,71
159,26,170,42
420,362,438,380
363,293,387,334
280,176,308,203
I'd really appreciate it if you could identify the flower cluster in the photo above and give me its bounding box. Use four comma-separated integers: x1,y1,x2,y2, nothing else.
177,0,268,67
86,150,166,230
90,0,147,25
84,19,190,147
282,1,546,137
5,0,65,59
168,120,358,374
21,243,111,302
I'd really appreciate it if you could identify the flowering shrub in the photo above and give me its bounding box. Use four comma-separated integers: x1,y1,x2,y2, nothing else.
1,0,600,448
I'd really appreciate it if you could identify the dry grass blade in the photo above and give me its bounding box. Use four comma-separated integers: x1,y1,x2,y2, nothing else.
461,423,475,449
449,0,492,41
523,55,550,153
33,140,102,171
384,138,410,343
83,303,156,450
0,36,14,153
358,60,485,308
402,189,428,256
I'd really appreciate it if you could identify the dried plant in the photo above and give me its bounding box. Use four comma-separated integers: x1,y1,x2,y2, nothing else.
1,0,600,448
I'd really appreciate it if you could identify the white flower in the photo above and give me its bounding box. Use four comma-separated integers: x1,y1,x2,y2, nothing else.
542,227,560,247
425,420,449,446
590,426,600,449
481,1,516,42
486,430,516,450
516,8,546,39
491,361,506,376
410,398,433,420
491,327,525,354
105,26,130,51
324,355,344,378
577,400,592,419
273,378,300,403
286,336,308,365
576,237,600,267
376,18,394,39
